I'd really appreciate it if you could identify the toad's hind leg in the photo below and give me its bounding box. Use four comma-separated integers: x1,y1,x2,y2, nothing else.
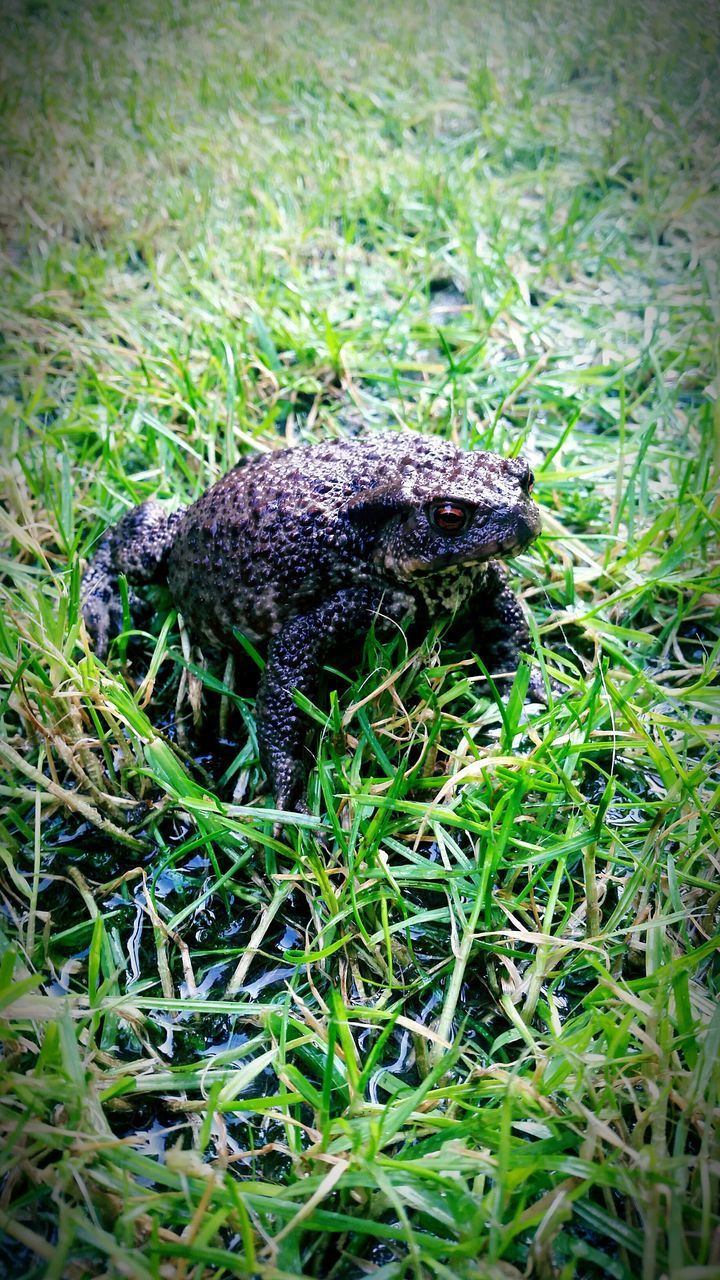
81,500,185,658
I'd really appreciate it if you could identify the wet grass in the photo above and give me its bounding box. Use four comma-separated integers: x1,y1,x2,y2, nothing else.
1,0,719,1276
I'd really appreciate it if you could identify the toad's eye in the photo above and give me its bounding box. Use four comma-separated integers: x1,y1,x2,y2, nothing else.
430,501,470,533
518,461,535,495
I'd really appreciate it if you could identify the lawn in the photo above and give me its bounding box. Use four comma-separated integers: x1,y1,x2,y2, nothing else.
1,0,719,1276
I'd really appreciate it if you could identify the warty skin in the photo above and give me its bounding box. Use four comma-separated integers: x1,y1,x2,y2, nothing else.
81,430,543,810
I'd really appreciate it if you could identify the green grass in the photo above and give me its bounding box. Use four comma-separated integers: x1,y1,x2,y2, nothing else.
1,0,719,1276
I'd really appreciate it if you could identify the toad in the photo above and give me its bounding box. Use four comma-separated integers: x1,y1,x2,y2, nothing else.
82,430,543,810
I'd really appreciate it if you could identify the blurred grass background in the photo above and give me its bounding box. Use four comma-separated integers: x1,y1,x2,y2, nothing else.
0,0,719,1276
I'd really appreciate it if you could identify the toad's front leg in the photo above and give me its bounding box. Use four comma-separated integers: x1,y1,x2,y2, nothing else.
470,562,547,703
255,586,409,812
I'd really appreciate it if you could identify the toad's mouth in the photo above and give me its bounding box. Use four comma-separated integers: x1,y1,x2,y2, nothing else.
401,532,535,577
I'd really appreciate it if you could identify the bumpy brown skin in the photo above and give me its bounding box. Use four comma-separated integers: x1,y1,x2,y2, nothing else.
82,431,543,810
